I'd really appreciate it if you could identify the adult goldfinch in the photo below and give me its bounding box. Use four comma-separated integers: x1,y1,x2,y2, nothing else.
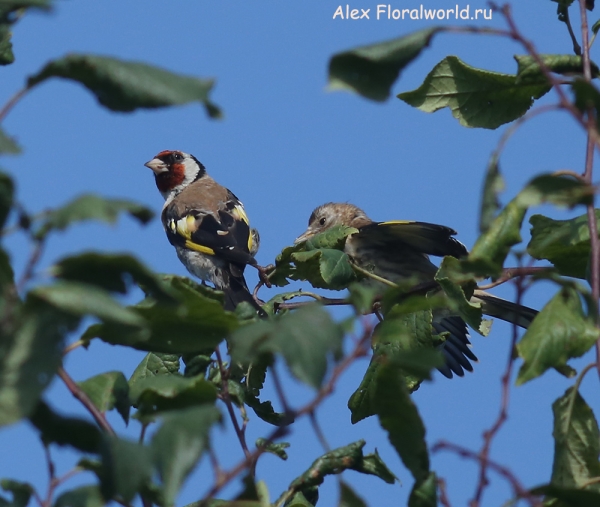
145,150,265,316
295,202,537,378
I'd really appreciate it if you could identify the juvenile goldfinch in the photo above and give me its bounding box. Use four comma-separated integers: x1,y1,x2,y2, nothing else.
295,203,537,378
145,150,265,316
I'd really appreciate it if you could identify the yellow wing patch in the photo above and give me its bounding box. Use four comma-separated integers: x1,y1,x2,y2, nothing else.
168,216,215,255
378,220,416,226
184,240,215,256
230,203,253,251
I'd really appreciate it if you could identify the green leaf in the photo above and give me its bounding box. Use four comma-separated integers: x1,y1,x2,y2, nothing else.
0,0,51,66
517,287,599,385
373,363,429,483
29,401,103,454
479,154,504,234
355,451,397,484
349,315,443,424
528,211,600,279
285,440,393,505
28,54,221,117
530,484,600,506
230,305,344,389
77,371,130,424
0,171,14,230
35,194,154,240
0,129,20,155
338,482,367,507
53,485,105,507
0,248,14,292
592,19,600,35
328,27,444,101
129,353,180,386
129,375,217,416
0,295,78,427
408,472,437,507
0,480,34,507
256,439,289,461
550,387,600,491
98,437,153,503
435,257,486,335
515,54,600,82
398,56,550,129
51,252,175,302
31,282,145,327
152,406,221,507
86,277,237,354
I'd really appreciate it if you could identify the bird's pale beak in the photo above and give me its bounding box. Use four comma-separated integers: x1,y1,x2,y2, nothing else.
294,230,313,244
144,158,168,174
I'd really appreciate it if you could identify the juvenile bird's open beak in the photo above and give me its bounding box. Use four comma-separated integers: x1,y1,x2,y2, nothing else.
144,158,168,174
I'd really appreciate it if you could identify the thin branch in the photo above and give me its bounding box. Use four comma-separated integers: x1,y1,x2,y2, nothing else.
0,87,28,124
270,366,292,416
470,261,526,507
433,441,543,507
17,239,44,292
477,267,552,290
199,323,373,504
215,347,252,462
57,367,115,436
437,477,453,507
309,412,330,453
563,6,582,55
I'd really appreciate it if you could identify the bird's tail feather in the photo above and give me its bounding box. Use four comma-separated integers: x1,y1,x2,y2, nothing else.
473,290,538,329
222,275,267,318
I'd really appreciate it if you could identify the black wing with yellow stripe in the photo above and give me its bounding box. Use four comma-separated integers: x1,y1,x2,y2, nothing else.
356,220,468,259
162,197,257,266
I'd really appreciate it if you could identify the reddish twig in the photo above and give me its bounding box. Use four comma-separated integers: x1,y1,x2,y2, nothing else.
40,446,82,507
437,477,453,507
57,367,115,436
0,87,28,124
309,412,330,453
215,347,252,462
199,323,373,504
432,441,543,507
476,267,552,290
17,239,44,292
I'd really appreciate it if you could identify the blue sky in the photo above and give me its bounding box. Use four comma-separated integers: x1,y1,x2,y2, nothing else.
1,1,597,506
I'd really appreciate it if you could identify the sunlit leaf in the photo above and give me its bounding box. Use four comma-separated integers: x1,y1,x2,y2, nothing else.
517,287,599,384
515,54,600,82
399,56,550,129
77,371,130,424
54,485,105,507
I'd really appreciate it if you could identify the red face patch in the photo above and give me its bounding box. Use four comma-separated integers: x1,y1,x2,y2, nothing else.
155,161,185,192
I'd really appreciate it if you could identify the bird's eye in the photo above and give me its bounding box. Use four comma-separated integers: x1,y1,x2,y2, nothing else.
173,153,183,161
319,217,326,226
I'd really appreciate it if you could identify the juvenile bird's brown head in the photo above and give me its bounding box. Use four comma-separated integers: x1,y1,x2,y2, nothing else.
294,203,371,244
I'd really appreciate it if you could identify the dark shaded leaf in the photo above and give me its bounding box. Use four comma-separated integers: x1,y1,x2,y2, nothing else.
230,305,344,389
528,211,600,279
28,54,221,117
373,364,429,483
516,287,599,384
129,353,180,386
408,472,437,507
339,482,367,507
550,388,600,491
530,484,600,506
0,248,14,291
256,439,289,460
77,371,130,424
355,451,397,484
53,485,105,507
399,56,550,129
29,401,102,454
0,480,34,507
0,295,78,427
85,277,237,354
35,194,153,240
0,130,20,155
31,282,145,327
129,375,216,416
0,172,14,231
479,154,504,234
515,54,600,82
435,257,487,335
98,437,153,503
593,19,600,34
0,0,51,65
152,406,221,506
329,27,444,101
52,252,175,302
